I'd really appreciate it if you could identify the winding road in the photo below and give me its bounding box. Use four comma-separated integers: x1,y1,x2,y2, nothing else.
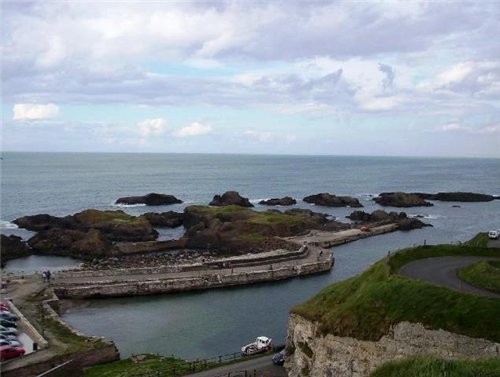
399,256,500,298
184,355,286,377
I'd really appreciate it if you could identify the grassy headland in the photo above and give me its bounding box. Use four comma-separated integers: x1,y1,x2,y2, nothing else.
292,240,500,342
458,260,500,294
370,356,500,377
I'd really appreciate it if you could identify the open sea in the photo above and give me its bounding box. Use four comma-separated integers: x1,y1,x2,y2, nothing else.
1,152,500,359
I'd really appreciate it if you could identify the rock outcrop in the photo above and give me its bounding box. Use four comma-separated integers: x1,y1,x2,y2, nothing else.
209,191,254,207
414,192,497,202
13,214,76,231
347,210,431,231
373,192,433,207
259,197,297,206
303,193,363,207
28,228,112,259
115,193,182,206
141,211,184,228
14,210,159,259
182,205,336,253
285,316,499,377
0,235,32,267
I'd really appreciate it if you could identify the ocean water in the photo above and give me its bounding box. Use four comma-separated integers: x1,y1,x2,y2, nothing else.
1,152,500,359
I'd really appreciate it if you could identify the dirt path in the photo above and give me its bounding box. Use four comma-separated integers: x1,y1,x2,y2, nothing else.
399,256,500,298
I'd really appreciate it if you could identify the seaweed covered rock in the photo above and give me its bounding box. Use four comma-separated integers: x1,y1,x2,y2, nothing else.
209,191,254,207
182,205,330,253
347,210,431,231
1,235,31,267
259,197,297,206
373,192,433,207
414,192,497,202
72,209,158,242
303,193,363,208
28,228,112,258
13,214,76,231
141,211,184,228
115,193,182,206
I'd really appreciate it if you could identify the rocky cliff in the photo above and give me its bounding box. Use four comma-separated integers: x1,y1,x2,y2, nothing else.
285,315,499,377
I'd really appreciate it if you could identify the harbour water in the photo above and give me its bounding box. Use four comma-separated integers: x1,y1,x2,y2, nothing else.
1,152,499,358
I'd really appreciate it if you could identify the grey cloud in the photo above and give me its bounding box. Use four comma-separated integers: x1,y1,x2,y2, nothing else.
378,63,395,89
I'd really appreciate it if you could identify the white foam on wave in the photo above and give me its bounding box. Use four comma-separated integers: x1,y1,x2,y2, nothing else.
357,193,377,201
0,220,18,229
111,203,147,208
409,214,443,220
251,198,268,204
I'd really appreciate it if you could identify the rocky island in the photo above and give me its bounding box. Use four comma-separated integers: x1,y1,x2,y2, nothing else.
303,193,363,207
115,193,182,206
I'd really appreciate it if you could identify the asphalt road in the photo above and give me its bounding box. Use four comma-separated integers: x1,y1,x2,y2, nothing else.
184,355,286,377
399,256,500,298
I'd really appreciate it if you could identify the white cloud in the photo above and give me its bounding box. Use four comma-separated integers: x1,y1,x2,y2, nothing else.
434,123,500,134
244,130,296,143
438,62,474,85
137,118,168,137
12,103,60,120
174,121,212,137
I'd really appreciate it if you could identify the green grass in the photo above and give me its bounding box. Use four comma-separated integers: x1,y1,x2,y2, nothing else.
464,232,491,248
84,352,272,377
292,242,500,342
458,260,500,294
370,356,500,377
83,355,196,377
387,243,500,274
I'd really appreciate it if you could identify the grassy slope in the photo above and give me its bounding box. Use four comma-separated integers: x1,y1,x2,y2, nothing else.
83,355,194,377
458,260,500,294
370,356,500,377
292,243,500,342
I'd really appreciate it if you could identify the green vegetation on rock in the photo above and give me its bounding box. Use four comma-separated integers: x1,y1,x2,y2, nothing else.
458,260,500,294
183,205,326,253
370,356,500,377
292,241,500,342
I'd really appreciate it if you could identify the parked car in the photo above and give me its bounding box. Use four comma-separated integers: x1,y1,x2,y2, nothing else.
0,325,17,335
0,334,17,341
489,230,499,239
0,345,25,361
0,339,22,347
0,311,18,321
1,319,17,328
241,336,272,356
272,349,286,366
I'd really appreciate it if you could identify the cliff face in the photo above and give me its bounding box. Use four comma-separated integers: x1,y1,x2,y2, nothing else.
286,314,499,377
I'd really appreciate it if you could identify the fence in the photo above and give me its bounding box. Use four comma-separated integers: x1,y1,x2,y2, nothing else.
125,351,271,377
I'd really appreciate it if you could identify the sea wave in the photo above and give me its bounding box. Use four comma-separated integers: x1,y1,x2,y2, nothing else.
0,220,18,229
357,193,377,201
111,203,147,208
250,198,268,204
409,214,443,220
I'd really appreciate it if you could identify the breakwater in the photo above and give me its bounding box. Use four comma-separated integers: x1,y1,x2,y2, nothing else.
53,249,332,299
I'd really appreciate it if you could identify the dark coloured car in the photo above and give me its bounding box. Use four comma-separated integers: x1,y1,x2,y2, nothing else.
272,349,286,365
0,345,25,361
0,334,17,341
0,319,17,328
0,311,18,321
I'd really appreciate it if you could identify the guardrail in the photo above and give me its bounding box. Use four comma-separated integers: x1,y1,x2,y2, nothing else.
124,351,271,377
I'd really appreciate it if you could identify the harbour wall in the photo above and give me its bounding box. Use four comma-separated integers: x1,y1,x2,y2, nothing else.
53,256,333,299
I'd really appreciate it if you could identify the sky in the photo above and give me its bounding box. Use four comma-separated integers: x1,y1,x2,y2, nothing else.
1,0,500,157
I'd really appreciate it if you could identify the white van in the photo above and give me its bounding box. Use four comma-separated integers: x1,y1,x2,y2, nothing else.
488,230,499,239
